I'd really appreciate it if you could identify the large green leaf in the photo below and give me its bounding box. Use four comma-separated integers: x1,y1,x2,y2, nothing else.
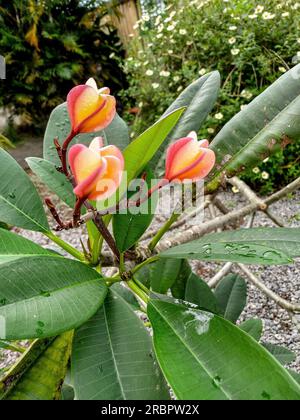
185,273,219,314
148,299,300,400
0,149,49,232
26,157,76,208
72,289,169,400
239,319,263,341
3,332,73,400
182,228,300,258
262,343,296,366
152,71,220,173
0,256,107,339
208,64,300,191
123,108,186,183
159,237,292,265
214,274,247,323
43,103,129,166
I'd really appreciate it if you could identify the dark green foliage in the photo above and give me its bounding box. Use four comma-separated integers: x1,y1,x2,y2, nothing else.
0,0,126,128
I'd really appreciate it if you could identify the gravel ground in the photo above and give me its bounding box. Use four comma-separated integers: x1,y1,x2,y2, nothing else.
1,175,299,376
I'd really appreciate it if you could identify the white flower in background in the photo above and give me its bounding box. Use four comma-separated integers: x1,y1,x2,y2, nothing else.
157,24,164,33
133,23,139,30
160,70,171,77
146,70,154,76
228,37,236,45
187,40,193,46
134,63,141,68
164,17,172,23
215,113,224,120
138,102,143,108
241,89,253,99
144,60,149,66
229,25,237,30
157,34,163,39
232,186,240,194
240,105,248,110
231,48,240,56
234,17,241,21
255,5,264,14
167,25,175,31
199,68,207,76
152,83,160,89
263,157,270,163
109,52,115,59
179,29,187,35
177,86,183,92
173,75,180,82
168,49,174,54
279,66,287,73
170,38,176,44
252,167,260,174
248,14,257,19
262,12,275,20
127,57,133,62
297,39,300,44
282,12,290,17
207,128,215,134
170,11,176,18
292,2,300,10
148,43,153,47
129,33,134,38
276,3,283,9
155,16,161,26
262,171,270,180
142,14,150,22
297,52,300,58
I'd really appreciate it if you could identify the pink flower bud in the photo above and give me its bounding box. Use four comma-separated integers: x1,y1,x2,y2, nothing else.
165,131,215,182
67,78,116,134
69,137,124,201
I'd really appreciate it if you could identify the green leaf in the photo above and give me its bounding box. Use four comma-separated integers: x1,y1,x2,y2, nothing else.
182,228,300,258
0,148,49,232
3,332,73,400
123,108,186,183
159,235,293,265
43,103,129,166
26,157,76,208
208,64,300,191
185,273,219,314
214,274,247,323
239,319,263,341
110,283,140,310
148,299,300,400
152,72,221,173
288,370,300,385
0,256,107,339
72,289,169,400
262,343,296,366
150,259,183,294
171,260,192,299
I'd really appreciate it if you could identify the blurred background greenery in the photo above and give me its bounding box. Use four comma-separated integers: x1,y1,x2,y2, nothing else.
0,0,299,193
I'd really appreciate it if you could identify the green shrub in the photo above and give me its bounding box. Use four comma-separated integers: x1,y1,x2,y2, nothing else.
121,0,300,192
0,0,126,129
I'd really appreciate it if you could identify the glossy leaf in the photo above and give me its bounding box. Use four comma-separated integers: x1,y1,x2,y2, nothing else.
152,71,221,173
72,289,169,400
0,256,107,339
110,283,140,310
185,273,219,314
208,64,300,191
171,260,192,299
4,332,73,400
43,102,129,166
150,259,183,294
0,148,49,232
239,319,263,341
148,299,300,400
214,274,247,323
159,238,292,265
26,157,76,208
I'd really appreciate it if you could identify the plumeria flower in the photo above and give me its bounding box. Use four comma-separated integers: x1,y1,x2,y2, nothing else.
69,137,124,202
67,78,116,134
165,131,215,182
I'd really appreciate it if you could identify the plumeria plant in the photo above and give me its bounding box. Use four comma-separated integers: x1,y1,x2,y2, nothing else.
0,63,300,400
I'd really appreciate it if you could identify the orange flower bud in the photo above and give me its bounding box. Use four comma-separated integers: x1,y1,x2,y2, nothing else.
67,78,116,134
69,137,124,201
165,131,215,182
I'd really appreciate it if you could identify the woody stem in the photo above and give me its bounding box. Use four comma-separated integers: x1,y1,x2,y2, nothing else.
61,130,77,177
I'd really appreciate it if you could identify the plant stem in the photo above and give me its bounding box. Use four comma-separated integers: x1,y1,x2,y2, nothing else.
148,212,180,251
119,253,125,274
132,275,150,295
105,276,122,287
127,279,149,303
131,255,159,275
44,231,85,261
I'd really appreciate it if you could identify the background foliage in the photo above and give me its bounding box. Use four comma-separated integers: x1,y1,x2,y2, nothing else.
0,0,126,129
121,0,300,193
